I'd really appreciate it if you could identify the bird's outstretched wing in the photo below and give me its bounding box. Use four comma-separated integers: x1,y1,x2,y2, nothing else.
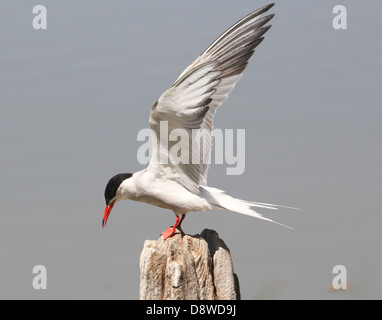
147,4,275,194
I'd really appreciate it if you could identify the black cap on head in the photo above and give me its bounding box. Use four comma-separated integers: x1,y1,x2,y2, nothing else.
104,173,132,205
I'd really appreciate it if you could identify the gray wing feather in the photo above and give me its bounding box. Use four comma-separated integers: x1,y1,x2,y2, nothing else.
148,4,275,192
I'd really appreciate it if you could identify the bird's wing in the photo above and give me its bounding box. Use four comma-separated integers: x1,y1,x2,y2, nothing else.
147,4,275,194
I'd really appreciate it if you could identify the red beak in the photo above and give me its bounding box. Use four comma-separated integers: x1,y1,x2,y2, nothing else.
102,200,115,228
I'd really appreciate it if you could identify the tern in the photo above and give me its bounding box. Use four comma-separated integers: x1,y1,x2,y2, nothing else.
103,3,292,239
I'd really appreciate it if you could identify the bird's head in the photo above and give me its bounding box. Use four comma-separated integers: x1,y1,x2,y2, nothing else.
103,173,133,228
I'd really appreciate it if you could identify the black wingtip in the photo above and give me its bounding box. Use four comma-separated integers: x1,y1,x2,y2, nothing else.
262,3,275,12
250,4,275,23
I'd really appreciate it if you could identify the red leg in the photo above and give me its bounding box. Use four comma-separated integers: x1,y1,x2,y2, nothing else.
161,215,180,240
178,214,186,230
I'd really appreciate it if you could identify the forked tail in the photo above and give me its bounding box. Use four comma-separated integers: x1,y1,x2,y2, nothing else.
200,186,298,229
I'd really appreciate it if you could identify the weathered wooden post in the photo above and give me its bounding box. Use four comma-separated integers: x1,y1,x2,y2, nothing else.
139,228,240,300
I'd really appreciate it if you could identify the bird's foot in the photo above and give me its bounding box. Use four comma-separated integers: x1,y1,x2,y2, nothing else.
161,226,177,240
161,214,186,240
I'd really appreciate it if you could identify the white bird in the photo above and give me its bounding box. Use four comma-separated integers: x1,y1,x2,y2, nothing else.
103,3,293,239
